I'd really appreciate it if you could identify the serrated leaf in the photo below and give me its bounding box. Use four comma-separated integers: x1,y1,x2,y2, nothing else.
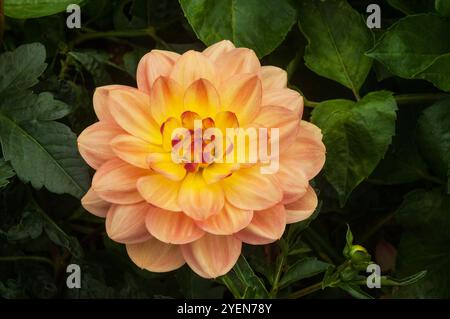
298,0,373,93
179,0,296,58
0,158,15,189
279,257,330,288
4,0,85,19
311,91,397,206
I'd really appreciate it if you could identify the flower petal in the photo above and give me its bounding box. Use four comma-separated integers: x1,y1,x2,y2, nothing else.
235,203,286,245
92,159,148,204
126,237,185,272
196,202,253,235
93,85,135,123
147,152,187,181
137,50,179,94
110,134,161,169
146,207,204,244
221,166,282,211
202,163,239,184
170,50,216,89
285,185,318,224
178,173,225,220
220,74,262,125
81,188,110,218
203,40,235,62
183,79,220,118
262,88,303,113
277,157,309,204
181,234,241,278
150,76,184,125
260,66,287,90
137,174,181,211
106,202,151,244
77,122,124,169
215,48,260,82
108,89,161,144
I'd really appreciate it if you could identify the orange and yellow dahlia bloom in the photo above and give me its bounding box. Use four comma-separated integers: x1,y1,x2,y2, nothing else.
77,40,325,279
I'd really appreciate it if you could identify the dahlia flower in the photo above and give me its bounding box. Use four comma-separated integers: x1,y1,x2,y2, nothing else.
78,40,325,278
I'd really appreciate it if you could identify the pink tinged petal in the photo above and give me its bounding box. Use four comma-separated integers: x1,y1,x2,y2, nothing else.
108,89,162,145
285,186,318,224
196,202,253,235
235,203,286,245
81,188,110,218
106,202,152,244
150,76,184,125
92,159,148,204
147,152,187,181
202,163,240,184
93,85,135,123
137,174,181,211
181,234,242,278
178,173,225,221
262,88,304,114
260,66,287,90
146,207,204,244
170,50,217,90
286,121,326,180
183,79,220,118
110,134,161,169
277,157,309,204
215,48,260,81
77,122,124,169
252,105,300,149
221,166,282,211
220,74,262,125
202,40,235,62
126,237,185,272
136,50,179,94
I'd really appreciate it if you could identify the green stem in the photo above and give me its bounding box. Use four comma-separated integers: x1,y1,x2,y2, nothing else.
0,256,54,268
220,276,241,299
270,252,287,297
288,282,323,299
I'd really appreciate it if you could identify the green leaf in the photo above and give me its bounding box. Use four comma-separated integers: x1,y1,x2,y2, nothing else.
69,50,113,86
4,0,84,19
311,91,397,205
0,158,15,189
298,0,373,94
0,43,47,96
417,98,450,190
230,255,269,298
176,267,225,299
338,282,373,299
279,257,330,288
123,47,148,79
387,0,436,14
395,189,450,298
367,14,450,91
379,271,427,286
436,0,450,16
179,0,296,58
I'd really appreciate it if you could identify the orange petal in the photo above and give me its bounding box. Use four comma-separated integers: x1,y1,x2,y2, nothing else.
235,203,286,245
146,207,204,244
181,234,241,278
214,111,239,132
220,74,262,125
92,159,148,204
126,237,185,272
147,152,187,181
260,66,287,90
202,163,239,184
170,50,216,89
203,40,235,62
178,173,224,220
215,48,260,82
149,76,184,125
81,188,110,218
110,134,162,169
221,166,282,211
106,202,151,244
108,89,161,145
137,174,181,211
285,185,318,224
161,116,183,152
93,85,135,123
276,157,309,204
183,79,220,118
262,88,304,114
196,202,253,235
136,50,179,94
77,122,124,169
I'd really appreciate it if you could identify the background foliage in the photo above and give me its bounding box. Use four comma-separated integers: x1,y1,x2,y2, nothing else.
0,0,449,299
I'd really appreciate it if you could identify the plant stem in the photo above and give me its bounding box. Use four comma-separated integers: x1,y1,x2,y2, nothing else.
220,276,241,299
71,28,157,46
270,252,286,297
0,256,54,267
288,282,323,299
361,211,396,243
